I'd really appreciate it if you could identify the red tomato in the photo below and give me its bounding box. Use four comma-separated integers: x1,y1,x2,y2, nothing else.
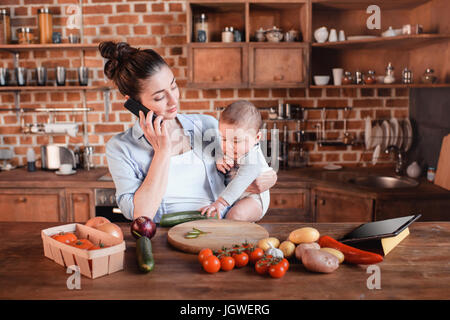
220,256,235,271
249,248,264,264
279,258,290,271
198,248,213,264
241,242,255,255
233,252,249,268
202,255,221,274
255,259,270,275
269,263,287,279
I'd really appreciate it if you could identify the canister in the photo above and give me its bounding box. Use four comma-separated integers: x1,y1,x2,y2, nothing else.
38,8,53,44
0,9,11,44
17,27,34,44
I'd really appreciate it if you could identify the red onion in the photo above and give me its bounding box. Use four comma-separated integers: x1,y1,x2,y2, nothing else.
131,216,157,240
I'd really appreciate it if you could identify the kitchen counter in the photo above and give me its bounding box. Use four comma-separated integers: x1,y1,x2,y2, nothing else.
0,220,449,300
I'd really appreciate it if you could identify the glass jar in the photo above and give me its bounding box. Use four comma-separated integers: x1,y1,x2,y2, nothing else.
194,13,209,42
342,71,354,85
421,68,437,84
402,68,413,84
0,9,11,44
365,70,376,84
17,27,34,44
427,167,436,182
38,8,53,44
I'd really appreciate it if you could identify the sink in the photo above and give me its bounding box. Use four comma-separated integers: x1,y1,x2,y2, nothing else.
348,176,419,189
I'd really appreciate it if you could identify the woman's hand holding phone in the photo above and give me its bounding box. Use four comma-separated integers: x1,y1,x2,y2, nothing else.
139,110,171,156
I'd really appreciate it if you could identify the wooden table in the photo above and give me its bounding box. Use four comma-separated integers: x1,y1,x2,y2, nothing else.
0,221,449,300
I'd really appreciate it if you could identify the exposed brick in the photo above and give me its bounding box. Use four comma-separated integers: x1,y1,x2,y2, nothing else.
202,90,218,99
325,88,340,97
220,89,235,98
116,4,131,13
95,124,124,133
361,88,374,97
353,99,383,108
308,88,323,97
134,4,147,13
180,101,210,110
377,88,392,97
317,99,349,108
237,89,252,98
385,99,409,108
108,15,139,24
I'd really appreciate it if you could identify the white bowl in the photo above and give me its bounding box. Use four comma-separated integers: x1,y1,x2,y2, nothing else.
314,75,330,85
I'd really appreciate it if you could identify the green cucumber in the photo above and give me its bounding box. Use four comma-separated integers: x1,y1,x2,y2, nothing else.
136,236,154,273
159,210,209,227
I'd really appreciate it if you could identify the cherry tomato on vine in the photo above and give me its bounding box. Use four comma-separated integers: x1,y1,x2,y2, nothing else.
198,248,213,264
249,248,264,264
202,255,221,274
269,262,287,279
233,252,249,268
255,259,270,275
220,256,235,271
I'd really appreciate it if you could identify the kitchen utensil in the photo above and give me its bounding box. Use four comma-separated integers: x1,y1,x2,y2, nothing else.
338,30,345,41
266,26,283,42
314,75,330,85
384,62,395,84
36,66,47,86
15,67,27,86
435,134,450,190
285,29,298,42
255,28,265,42
0,67,8,86
56,66,66,86
314,26,328,43
328,28,337,42
355,70,363,84
40,144,76,170
402,68,413,84
402,118,413,152
82,145,94,170
78,66,89,86
68,33,80,43
167,219,269,254
332,68,343,85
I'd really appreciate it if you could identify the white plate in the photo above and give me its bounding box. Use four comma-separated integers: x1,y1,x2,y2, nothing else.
396,122,403,148
365,116,372,150
390,118,399,147
324,163,343,171
381,120,390,150
403,118,413,151
55,169,77,175
372,144,381,166
347,35,379,41
373,123,383,147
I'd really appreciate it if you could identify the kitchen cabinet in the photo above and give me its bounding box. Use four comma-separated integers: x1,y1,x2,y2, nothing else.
0,188,65,222
262,187,311,222
375,198,450,221
65,188,95,223
313,188,374,222
186,0,310,88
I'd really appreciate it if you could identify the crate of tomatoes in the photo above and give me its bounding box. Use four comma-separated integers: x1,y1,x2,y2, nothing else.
41,218,126,279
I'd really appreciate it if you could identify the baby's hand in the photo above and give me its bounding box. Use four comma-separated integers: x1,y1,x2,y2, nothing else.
200,199,228,218
216,156,234,174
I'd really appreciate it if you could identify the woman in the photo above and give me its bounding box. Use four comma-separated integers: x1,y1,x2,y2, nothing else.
100,41,277,222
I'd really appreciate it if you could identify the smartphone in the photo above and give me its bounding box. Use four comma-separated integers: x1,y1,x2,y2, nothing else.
124,98,160,123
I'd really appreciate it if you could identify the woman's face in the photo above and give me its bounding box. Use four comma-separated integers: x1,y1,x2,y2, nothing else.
138,65,180,120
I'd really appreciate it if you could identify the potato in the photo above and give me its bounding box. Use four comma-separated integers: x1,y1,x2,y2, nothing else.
320,247,344,264
279,241,296,258
288,227,320,244
295,242,321,262
302,249,339,273
257,237,280,251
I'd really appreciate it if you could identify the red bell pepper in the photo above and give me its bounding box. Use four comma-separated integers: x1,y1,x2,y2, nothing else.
318,235,383,265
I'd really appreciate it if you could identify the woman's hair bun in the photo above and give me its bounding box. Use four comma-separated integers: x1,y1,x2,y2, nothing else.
99,41,138,80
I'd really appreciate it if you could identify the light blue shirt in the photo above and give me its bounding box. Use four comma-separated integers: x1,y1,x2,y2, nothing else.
105,113,227,222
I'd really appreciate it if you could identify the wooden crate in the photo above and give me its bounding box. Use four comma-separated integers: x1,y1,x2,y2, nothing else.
41,223,126,279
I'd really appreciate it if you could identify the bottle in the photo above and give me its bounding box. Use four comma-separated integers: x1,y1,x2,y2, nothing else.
38,8,53,44
27,148,36,172
421,68,437,84
194,13,209,42
0,9,11,44
365,70,376,84
221,27,233,43
342,71,353,85
384,62,395,84
427,167,436,182
402,67,413,84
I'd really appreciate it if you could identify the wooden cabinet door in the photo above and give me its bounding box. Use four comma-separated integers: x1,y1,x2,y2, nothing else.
0,189,65,222
314,189,374,222
66,189,95,223
262,188,311,222
249,43,308,88
188,43,248,88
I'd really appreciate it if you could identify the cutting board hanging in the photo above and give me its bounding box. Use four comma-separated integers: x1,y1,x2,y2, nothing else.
167,219,269,254
435,134,450,190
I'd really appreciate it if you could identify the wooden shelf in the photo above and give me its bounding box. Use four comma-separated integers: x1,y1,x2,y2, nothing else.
312,0,431,10
312,34,450,50
310,83,450,89
0,86,111,92
0,43,99,53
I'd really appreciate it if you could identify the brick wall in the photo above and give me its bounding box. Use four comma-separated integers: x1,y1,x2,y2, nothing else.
0,0,407,168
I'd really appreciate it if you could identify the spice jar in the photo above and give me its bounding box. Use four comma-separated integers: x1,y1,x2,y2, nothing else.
17,27,34,44
402,67,413,84
365,70,376,84
342,71,354,85
384,62,395,84
194,13,209,42
221,27,233,43
38,8,53,44
421,68,437,84
427,167,436,182
0,9,11,44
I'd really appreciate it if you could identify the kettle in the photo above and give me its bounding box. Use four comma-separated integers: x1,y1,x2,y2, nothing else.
40,144,76,170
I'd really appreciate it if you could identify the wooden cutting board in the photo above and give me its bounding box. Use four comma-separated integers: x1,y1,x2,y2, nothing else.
435,134,450,191
167,219,269,254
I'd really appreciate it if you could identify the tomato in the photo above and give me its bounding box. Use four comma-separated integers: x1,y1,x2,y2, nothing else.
51,232,77,244
279,258,290,271
269,262,287,279
220,256,235,271
202,255,221,274
255,259,270,275
70,239,94,250
198,248,213,264
241,242,255,255
88,243,107,250
249,248,264,264
232,252,248,268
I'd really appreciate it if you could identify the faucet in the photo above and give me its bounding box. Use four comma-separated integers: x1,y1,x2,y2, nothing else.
385,145,405,176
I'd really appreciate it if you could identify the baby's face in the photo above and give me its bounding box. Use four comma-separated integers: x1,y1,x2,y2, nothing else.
219,122,261,160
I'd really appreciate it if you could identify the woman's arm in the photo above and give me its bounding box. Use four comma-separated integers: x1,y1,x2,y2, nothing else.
245,168,277,194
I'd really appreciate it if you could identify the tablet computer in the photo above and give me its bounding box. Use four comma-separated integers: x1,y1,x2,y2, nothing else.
339,214,421,244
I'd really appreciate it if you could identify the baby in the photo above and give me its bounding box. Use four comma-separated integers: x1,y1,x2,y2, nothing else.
201,100,270,221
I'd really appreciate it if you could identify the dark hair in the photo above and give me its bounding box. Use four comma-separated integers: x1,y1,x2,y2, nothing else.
99,41,168,101
220,100,262,132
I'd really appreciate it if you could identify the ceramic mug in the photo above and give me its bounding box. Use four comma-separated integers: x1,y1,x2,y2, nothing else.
59,163,73,174
332,68,344,86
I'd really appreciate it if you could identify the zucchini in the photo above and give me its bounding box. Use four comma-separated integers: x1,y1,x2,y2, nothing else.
159,210,209,227
136,236,154,273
